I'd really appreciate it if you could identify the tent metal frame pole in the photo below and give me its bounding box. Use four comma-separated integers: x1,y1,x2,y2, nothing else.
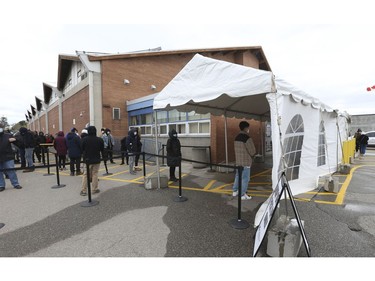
154,110,161,189
224,114,229,173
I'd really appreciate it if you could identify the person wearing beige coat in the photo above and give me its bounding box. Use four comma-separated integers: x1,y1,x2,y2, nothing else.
232,121,256,200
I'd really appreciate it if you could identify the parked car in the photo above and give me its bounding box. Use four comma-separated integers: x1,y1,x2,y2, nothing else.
365,131,375,147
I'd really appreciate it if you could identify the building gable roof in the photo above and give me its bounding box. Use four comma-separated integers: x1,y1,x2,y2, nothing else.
86,46,272,71
57,54,80,91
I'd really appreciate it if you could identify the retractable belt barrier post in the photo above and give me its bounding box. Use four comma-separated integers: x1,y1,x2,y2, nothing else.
42,145,54,176
173,160,187,202
207,146,215,172
229,166,250,229
81,162,99,207
51,153,66,189
103,161,113,176
142,152,146,177
138,152,147,187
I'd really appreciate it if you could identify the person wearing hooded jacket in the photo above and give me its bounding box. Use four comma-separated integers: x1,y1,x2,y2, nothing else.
166,129,181,182
80,126,104,196
126,128,138,175
66,128,82,176
0,125,22,191
102,128,116,164
53,131,68,170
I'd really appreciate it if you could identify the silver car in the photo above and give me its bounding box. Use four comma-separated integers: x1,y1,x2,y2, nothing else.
365,131,375,147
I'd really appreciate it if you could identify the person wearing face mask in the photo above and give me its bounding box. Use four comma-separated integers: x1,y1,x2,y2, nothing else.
166,129,181,182
232,121,256,200
0,125,22,192
126,128,138,175
102,128,116,164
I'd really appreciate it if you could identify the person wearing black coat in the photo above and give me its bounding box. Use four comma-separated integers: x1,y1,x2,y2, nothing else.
120,136,128,165
66,129,82,176
80,126,104,196
19,127,35,171
166,129,181,182
33,131,42,163
38,131,47,165
0,125,22,191
126,129,138,175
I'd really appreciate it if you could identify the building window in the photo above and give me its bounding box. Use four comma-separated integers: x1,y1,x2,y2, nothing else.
129,108,210,136
77,69,81,78
199,122,210,134
187,111,210,121
169,109,187,122
141,113,153,124
156,111,168,123
317,121,326,166
113,108,120,120
81,72,87,81
169,123,186,134
130,116,138,126
279,114,304,180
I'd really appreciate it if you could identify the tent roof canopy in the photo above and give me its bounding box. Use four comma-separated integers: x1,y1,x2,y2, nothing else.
153,54,339,120
153,54,276,120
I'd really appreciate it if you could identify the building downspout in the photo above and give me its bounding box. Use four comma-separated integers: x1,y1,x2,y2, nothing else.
58,97,63,131
44,103,49,134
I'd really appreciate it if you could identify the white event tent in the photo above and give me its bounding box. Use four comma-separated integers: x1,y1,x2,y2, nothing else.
153,54,349,223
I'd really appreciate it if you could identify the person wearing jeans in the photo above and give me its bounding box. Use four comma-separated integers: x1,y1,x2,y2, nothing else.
0,126,22,191
19,127,35,171
232,166,251,198
232,121,256,200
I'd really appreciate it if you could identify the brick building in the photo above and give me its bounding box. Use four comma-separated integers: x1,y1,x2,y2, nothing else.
27,46,272,164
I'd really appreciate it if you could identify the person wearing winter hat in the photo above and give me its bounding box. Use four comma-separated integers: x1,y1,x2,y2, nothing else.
80,126,104,196
80,129,88,139
66,128,82,176
0,124,22,191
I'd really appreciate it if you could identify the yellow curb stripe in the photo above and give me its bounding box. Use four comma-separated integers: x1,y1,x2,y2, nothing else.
250,169,272,178
313,200,340,205
203,180,216,190
210,183,232,191
304,192,337,195
334,165,362,205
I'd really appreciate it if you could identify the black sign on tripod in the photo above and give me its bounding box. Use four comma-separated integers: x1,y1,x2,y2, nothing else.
253,172,311,257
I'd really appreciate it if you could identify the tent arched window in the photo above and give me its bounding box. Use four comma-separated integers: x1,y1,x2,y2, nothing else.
279,114,304,180
317,121,326,166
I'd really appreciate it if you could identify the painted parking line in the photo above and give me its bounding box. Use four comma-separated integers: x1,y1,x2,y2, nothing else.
37,163,372,206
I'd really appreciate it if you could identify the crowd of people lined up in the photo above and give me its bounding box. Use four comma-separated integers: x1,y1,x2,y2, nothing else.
0,124,146,194
3,121,257,200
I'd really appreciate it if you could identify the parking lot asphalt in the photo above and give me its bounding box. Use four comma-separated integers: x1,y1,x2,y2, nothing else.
1,149,375,261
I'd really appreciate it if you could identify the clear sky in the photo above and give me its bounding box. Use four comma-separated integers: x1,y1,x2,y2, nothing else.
1,1,375,126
